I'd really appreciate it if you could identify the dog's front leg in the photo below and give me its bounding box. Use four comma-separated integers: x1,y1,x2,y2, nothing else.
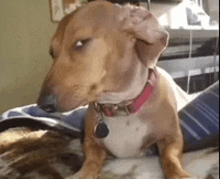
73,105,107,179
157,132,191,179
73,135,106,179
81,135,106,179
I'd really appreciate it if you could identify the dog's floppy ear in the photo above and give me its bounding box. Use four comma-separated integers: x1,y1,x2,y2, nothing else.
117,4,169,68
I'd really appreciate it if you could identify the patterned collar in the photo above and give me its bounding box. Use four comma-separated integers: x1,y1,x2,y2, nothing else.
94,68,158,117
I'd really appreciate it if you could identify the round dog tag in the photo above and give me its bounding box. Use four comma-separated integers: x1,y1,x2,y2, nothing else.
94,121,109,138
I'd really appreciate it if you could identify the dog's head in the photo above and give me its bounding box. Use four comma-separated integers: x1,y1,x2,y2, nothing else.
37,1,168,112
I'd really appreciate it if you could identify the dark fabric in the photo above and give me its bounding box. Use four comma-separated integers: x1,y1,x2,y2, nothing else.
88,0,140,5
180,82,219,152
0,82,219,155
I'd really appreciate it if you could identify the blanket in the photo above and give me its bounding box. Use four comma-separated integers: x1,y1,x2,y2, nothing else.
0,78,219,178
0,130,218,179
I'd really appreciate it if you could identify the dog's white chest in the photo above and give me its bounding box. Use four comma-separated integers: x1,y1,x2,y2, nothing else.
100,114,149,158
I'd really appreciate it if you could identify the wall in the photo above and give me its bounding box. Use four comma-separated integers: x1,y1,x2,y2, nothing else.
208,0,219,22
0,0,57,113
146,0,219,29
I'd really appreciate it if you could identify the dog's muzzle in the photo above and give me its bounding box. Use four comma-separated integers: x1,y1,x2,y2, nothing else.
37,94,58,113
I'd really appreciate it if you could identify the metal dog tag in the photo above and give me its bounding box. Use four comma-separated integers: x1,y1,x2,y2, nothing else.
94,116,109,139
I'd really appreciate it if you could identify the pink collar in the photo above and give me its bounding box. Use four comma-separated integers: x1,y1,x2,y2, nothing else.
94,68,158,117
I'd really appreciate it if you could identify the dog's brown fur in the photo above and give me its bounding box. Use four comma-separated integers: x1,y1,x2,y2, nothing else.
37,1,190,179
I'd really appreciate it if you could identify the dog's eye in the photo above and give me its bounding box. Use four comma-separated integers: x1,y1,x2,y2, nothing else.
73,39,90,50
76,41,84,47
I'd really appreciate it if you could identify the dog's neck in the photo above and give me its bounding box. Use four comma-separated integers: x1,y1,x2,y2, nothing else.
98,62,150,104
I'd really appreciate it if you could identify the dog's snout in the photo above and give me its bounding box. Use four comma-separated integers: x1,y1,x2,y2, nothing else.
37,94,58,113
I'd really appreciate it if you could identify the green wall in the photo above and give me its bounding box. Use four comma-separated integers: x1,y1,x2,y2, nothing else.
0,0,57,113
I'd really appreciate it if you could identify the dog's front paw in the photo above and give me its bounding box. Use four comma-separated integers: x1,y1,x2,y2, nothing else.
182,176,199,179
67,170,99,179
68,162,100,179
166,175,198,179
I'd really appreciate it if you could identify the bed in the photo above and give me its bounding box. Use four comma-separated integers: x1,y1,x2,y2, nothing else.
0,76,218,179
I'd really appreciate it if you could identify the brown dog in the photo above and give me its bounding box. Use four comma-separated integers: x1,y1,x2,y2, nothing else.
37,1,191,179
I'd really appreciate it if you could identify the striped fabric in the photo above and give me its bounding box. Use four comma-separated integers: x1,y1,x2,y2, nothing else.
179,81,219,151
0,82,219,154
146,81,219,155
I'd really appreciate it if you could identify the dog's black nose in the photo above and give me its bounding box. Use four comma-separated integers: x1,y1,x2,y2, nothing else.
37,94,58,113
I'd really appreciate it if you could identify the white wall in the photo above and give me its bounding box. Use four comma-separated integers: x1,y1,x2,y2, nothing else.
0,0,57,113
